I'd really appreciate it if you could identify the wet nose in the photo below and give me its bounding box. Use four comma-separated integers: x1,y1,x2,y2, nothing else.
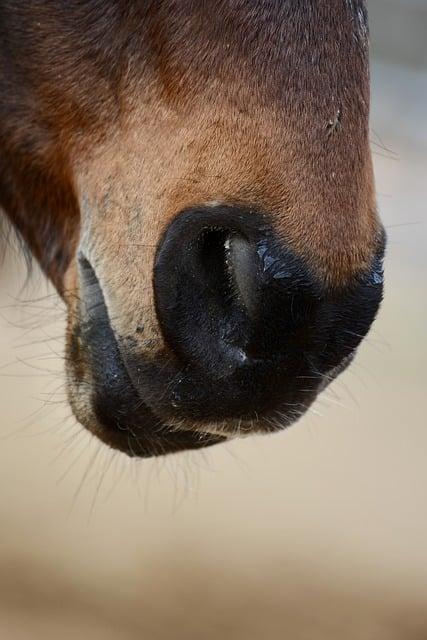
77,204,383,438
153,205,324,416
156,207,296,372
150,205,384,423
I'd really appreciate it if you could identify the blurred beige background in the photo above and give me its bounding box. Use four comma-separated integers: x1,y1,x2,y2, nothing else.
0,4,426,639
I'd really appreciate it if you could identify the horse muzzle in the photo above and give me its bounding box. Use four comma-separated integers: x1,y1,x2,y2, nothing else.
68,205,385,457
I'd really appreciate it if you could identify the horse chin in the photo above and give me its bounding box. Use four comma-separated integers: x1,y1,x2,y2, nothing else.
65,373,226,458
64,346,324,459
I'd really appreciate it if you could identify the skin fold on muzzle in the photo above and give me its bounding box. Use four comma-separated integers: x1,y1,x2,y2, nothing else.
0,1,385,457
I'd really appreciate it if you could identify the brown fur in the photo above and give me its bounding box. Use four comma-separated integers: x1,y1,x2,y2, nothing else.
0,1,383,453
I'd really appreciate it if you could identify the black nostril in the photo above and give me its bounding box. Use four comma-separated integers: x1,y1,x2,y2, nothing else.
225,234,259,315
154,205,314,379
155,203,379,403
197,229,258,315
154,207,269,376
198,229,235,308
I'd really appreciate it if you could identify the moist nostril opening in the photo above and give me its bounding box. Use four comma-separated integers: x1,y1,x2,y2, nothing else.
226,235,258,315
197,229,258,316
154,224,254,375
155,205,319,377
191,228,253,369
197,229,235,307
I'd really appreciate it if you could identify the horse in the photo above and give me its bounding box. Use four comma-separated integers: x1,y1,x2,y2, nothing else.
0,1,385,458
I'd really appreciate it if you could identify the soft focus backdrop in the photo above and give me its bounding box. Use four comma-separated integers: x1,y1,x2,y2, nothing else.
0,3,426,639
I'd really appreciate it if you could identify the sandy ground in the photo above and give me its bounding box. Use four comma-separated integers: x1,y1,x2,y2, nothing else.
0,58,426,639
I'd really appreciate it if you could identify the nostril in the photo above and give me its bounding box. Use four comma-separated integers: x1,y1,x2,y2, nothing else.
198,229,235,307
197,229,258,315
154,210,261,376
154,205,316,378
225,235,258,315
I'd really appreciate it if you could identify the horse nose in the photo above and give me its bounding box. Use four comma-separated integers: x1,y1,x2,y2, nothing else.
153,205,383,423
153,205,315,386
76,204,383,436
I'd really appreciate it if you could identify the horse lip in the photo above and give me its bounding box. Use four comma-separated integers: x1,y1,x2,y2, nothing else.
75,252,226,456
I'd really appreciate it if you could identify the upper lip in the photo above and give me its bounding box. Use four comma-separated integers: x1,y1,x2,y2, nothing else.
76,253,226,457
